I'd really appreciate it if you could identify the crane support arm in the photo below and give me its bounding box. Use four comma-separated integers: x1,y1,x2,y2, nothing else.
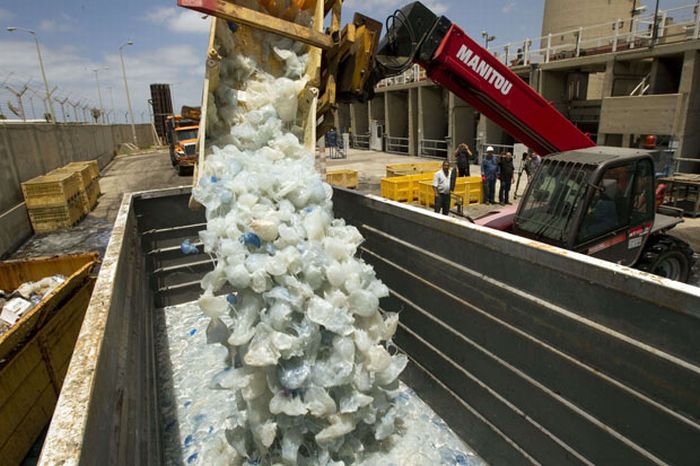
376,2,596,155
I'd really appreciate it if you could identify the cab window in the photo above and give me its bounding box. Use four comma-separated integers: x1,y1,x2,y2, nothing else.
579,164,635,242
630,159,655,224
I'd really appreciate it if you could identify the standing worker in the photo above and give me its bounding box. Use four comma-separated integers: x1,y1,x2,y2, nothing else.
481,146,499,205
454,143,473,177
433,160,454,216
498,151,515,205
531,153,542,173
325,127,338,158
522,152,531,180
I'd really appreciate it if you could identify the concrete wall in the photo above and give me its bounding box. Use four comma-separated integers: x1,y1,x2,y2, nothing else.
675,50,700,170
337,103,351,133
448,93,476,157
419,86,448,140
350,101,369,135
369,93,385,123
537,69,569,115
0,123,157,258
385,91,409,138
541,0,634,48
599,94,684,135
409,88,419,156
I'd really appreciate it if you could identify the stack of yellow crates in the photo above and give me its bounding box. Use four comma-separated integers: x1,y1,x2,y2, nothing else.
380,173,434,203
385,161,442,178
51,161,101,215
21,172,84,233
418,176,484,208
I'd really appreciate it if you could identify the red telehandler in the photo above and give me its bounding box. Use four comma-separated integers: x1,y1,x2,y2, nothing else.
372,2,694,282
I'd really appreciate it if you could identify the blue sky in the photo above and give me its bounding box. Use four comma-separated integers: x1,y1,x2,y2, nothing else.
0,0,690,122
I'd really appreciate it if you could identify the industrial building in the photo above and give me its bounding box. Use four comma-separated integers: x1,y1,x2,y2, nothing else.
338,0,700,172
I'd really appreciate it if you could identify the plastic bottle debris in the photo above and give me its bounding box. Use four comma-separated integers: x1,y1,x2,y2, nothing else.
0,275,66,332
181,239,200,255
190,14,408,465
159,301,486,466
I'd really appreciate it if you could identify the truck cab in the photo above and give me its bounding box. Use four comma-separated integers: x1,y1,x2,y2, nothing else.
166,116,199,176
514,147,693,281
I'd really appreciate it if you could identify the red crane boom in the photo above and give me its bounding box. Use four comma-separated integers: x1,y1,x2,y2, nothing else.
377,3,596,156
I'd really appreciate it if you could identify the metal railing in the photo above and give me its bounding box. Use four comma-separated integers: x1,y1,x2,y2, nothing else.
377,64,429,88
353,133,370,150
386,136,410,154
673,156,700,174
490,2,700,67
376,3,700,91
420,138,449,158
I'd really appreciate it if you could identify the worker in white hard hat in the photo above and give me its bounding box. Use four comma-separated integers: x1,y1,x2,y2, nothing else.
481,146,499,205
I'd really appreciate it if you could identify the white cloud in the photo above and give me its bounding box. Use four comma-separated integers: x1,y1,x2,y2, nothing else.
0,39,208,122
38,19,74,33
146,7,209,34
0,7,14,22
345,0,448,15
501,1,517,14
423,1,449,15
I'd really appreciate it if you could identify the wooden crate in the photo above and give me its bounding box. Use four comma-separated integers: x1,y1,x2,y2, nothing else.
65,161,99,182
0,253,98,466
326,169,358,189
386,161,442,178
21,172,81,209
27,194,84,234
381,173,433,203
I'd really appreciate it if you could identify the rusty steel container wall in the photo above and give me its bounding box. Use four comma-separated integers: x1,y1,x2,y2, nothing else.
37,190,168,466
39,187,700,465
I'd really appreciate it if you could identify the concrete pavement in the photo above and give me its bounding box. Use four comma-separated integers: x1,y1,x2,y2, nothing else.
12,150,191,259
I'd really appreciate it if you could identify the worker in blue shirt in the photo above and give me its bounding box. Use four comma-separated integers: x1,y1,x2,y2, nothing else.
481,146,499,205
325,127,338,158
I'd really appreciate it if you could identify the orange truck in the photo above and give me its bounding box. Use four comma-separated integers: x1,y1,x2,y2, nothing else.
166,106,201,176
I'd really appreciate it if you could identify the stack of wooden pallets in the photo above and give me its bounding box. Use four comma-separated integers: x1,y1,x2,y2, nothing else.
21,172,85,234
51,161,101,215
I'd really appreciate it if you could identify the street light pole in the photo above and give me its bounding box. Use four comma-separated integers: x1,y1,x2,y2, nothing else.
481,31,496,50
119,40,138,146
91,67,108,124
107,86,115,124
6,27,56,123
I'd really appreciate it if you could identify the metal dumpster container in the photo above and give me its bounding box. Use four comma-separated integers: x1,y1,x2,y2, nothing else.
0,253,98,466
38,187,700,465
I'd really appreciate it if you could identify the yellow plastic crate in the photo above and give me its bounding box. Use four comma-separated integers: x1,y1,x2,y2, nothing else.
326,170,358,189
418,176,483,208
21,172,81,209
386,161,442,178
459,176,484,205
381,173,433,202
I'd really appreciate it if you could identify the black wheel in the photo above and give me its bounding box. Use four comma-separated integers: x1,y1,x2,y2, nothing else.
635,235,695,283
